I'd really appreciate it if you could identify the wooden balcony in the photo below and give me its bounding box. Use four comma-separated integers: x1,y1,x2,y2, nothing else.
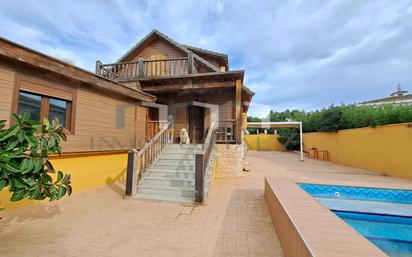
96,54,196,81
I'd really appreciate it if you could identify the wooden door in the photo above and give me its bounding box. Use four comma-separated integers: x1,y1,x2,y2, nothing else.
188,106,204,144
146,107,159,141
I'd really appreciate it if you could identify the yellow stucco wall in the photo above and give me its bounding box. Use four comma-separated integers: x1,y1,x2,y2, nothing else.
244,134,286,151
303,123,412,179
0,152,127,209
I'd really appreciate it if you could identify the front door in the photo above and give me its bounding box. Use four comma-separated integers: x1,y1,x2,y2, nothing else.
188,106,204,144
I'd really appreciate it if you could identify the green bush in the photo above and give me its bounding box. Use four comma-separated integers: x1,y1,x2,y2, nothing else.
0,112,72,209
278,128,300,150
247,103,412,150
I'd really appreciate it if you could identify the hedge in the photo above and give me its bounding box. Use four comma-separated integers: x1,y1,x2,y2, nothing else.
247,104,412,150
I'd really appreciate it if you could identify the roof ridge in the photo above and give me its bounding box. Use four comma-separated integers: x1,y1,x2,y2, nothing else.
181,44,227,58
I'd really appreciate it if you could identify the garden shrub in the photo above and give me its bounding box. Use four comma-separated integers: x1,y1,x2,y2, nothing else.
248,103,412,150
0,112,71,209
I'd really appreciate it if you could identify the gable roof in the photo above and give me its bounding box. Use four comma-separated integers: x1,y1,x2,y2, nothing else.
0,37,156,103
118,30,220,72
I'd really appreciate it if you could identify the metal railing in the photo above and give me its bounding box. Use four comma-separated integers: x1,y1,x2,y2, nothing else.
125,116,173,196
96,54,195,81
195,120,217,202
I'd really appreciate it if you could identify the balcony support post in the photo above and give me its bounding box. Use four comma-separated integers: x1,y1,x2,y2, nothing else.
235,79,242,144
188,53,194,74
138,57,145,77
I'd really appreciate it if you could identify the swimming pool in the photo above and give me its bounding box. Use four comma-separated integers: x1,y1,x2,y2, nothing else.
300,183,412,257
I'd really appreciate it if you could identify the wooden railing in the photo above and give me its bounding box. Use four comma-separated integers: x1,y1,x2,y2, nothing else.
96,54,195,81
125,116,173,197
146,120,168,141
195,121,217,202
216,120,236,143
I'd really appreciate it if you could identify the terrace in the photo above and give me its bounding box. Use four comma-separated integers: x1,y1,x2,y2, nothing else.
1,151,411,257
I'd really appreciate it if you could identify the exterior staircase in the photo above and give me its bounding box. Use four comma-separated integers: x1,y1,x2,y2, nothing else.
135,144,215,202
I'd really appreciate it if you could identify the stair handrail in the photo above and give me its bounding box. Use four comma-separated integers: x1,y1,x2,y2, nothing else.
195,120,217,202
125,115,174,197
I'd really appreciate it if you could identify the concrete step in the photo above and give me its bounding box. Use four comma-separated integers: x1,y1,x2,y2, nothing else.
134,143,214,203
151,164,195,171
147,171,195,179
166,144,202,150
163,149,198,155
142,177,211,188
160,153,195,160
147,170,211,178
156,159,196,165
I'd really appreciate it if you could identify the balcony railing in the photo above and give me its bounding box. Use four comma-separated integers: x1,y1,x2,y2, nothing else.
216,119,236,144
96,54,195,81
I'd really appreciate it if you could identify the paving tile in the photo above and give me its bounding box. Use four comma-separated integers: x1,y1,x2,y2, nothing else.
3,151,411,257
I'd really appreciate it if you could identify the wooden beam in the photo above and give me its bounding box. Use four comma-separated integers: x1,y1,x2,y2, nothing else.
235,79,242,144
135,70,244,82
142,81,235,92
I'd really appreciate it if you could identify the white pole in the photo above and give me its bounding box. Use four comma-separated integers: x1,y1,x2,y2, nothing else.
300,121,304,161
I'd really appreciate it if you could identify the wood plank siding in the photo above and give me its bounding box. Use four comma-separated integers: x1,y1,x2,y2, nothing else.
0,61,149,154
193,53,222,70
126,38,186,62
0,65,15,126
154,87,236,142
62,88,146,152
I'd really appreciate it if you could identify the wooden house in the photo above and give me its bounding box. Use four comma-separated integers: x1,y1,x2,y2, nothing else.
96,30,254,145
0,30,253,207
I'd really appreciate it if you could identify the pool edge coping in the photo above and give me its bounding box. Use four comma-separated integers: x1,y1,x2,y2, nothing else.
265,177,390,257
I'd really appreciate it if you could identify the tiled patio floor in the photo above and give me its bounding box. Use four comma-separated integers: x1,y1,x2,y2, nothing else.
1,151,411,257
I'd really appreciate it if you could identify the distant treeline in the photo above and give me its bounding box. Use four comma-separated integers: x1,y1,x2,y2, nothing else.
247,104,412,150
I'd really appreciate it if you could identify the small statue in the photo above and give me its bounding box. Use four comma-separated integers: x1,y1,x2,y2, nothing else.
179,128,191,144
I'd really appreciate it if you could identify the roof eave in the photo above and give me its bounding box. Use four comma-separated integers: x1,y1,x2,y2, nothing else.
0,37,156,103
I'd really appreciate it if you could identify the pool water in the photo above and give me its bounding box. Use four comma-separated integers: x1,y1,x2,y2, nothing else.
299,184,412,257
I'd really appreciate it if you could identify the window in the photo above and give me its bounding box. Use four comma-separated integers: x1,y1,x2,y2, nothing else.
17,92,42,121
17,91,73,132
49,98,70,128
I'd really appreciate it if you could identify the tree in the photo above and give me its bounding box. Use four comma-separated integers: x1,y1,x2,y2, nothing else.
0,112,71,209
248,103,412,149
277,128,300,151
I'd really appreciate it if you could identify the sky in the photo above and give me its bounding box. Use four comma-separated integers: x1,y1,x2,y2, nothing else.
1,0,412,117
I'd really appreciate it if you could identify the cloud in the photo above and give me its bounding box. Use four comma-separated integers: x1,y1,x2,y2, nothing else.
1,0,411,117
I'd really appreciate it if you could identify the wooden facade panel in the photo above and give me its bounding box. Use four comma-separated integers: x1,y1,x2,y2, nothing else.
0,65,15,125
129,38,186,61
20,79,74,100
195,53,221,70
135,105,147,148
62,88,141,152
156,87,236,142
170,106,188,143
0,61,147,153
